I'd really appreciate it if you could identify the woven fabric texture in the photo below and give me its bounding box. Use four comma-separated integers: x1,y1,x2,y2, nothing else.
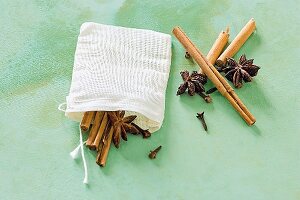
65,22,172,132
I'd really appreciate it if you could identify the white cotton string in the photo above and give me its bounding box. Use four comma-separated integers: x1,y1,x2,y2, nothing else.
69,126,88,184
79,126,88,184
62,103,88,184
58,102,67,112
70,141,87,159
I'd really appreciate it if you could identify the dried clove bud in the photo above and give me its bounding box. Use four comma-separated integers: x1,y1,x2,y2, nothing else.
185,52,191,59
196,112,207,131
198,92,212,103
132,123,151,138
215,60,225,70
149,146,162,159
206,87,218,94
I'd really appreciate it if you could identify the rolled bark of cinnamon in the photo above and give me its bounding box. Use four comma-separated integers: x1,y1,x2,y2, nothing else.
80,111,96,132
200,27,229,74
216,18,256,66
86,111,105,147
173,26,256,125
90,112,109,150
96,126,114,167
96,120,111,152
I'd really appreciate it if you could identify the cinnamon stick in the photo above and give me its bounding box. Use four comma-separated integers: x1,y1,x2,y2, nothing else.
80,111,96,132
90,112,109,150
96,120,111,152
200,27,229,74
86,111,105,147
96,126,114,167
172,26,256,125
216,18,256,66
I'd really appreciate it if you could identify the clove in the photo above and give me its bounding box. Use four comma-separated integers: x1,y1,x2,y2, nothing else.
206,87,218,94
132,123,151,138
198,92,212,103
196,112,208,131
215,60,225,70
149,146,162,159
185,51,191,59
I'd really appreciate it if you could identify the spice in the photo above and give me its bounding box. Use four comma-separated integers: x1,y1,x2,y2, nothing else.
96,126,114,167
96,121,111,155
132,123,151,138
185,51,191,59
177,70,210,102
90,112,109,150
107,111,139,148
222,55,260,88
198,92,212,103
78,110,152,168
177,70,207,96
196,112,207,131
86,111,105,147
172,26,256,125
80,111,96,132
149,146,162,159
206,87,218,94
216,18,256,67
201,27,230,74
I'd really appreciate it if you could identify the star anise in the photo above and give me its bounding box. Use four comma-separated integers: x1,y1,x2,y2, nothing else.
107,111,139,148
177,70,207,96
223,54,260,88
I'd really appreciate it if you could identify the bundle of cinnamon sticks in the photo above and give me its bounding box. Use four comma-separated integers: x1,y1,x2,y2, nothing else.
80,111,112,167
173,19,256,125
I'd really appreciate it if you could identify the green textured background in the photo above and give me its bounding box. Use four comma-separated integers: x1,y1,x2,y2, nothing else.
1,0,299,199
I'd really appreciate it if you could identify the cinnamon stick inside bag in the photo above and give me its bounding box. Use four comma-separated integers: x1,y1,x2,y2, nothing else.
90,112,109,150
96,126,114,167
216,18,256,66
96,120,111,152
173,26,256,125
86,111,105,147
80,111,96,131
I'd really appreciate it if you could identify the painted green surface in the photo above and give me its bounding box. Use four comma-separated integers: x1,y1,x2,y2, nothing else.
1,0,299,199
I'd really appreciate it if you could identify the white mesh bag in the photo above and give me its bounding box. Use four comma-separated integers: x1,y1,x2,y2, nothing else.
65,22,172,132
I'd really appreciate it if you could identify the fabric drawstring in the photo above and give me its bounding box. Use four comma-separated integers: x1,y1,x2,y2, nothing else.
58,102,67,112
58,103,88,184
69,126,88,184
70,140,87,159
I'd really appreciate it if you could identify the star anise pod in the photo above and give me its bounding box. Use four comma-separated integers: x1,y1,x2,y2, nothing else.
107,111,139,148
223,54,260,88
176,70,207,96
